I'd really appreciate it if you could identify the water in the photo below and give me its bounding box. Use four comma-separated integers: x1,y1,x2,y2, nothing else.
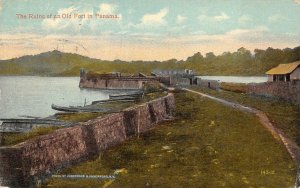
0,76,118,118
196,76,268,83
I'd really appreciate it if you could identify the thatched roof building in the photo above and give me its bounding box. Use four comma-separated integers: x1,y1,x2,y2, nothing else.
266,61,300,82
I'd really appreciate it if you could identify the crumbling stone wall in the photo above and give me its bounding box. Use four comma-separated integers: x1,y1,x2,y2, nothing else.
246,81,300,104
195,78,220,90
106,79,143,89
79,77,158,90
123,95,175,135
0,94,175,187
171,76,191,86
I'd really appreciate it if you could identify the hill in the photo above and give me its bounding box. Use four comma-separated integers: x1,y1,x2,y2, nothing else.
0,46,299,76
0,50,104,76
0,50,181,76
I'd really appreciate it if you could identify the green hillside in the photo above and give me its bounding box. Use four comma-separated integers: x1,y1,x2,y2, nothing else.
0,46,299,76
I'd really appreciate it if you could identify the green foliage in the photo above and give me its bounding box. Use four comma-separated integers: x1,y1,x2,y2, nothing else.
1,46,299,77
2,126,60,146
220,82,248,93
184,46,300,75
56,112,103,122
143,82,164,94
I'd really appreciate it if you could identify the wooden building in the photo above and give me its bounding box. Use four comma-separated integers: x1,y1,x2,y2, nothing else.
266,61,300,82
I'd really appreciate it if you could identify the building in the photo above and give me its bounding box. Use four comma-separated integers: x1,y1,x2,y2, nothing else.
266,61,300,82
79,68,198,89
151,69,196,86
152,69,195,76
79,69,158,90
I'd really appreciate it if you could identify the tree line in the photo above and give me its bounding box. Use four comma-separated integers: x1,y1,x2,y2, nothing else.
1,46,299,76
180,46,300,75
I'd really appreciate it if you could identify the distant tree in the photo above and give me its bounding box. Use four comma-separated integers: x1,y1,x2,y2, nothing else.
254,49,265,63
205,52,216,63
264,47,286,63
164,59,178,64
292,46,300,61
219,51,233,63
186,52,204,63
282,48,296,62
237,47,251,56
233,47,252,63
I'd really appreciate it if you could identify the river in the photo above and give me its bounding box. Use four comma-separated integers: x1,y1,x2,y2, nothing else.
0,76,118,118
196,76,268,83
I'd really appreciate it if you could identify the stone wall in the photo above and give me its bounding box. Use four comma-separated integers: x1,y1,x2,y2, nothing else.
79,77,159,90
0,94,175,187
246,81,300,104
195,78,220,90
157,76,172,86
171,76,191,86
123,95,175,135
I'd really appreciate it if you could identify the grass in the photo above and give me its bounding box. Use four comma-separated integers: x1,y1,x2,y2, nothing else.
189,86,300,146
220,82,248,93
1,113,104,147
56,112,104,122
2,126,60,146
45,90,296,187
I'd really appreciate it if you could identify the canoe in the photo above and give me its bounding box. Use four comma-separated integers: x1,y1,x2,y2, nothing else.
109,92,144,99
91,98,135,105
0,118,68,125
51,104,113,113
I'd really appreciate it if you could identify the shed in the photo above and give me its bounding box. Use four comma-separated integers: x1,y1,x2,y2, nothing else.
266,61,300,82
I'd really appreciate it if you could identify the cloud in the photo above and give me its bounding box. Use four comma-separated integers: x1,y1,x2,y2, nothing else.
99,3,116,14
268,14,285,23
238,15,252,25
97,3,122,20
140,8,169,26
42,4,122,32
214,12,230,21
225,26,270,42
1,26,299,61
163,26,270,44
198,12,230,22
42,6,78,30
176,15,187,24
0,0,3,12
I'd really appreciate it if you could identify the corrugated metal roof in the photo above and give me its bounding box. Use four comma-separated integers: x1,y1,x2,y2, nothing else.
266,61,300,75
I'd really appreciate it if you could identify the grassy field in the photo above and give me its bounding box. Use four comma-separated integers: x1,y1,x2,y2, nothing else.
190,86,300,146
220,82,248,93
45,90,296,187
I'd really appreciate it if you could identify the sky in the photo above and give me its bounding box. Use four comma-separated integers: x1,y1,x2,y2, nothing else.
0,0,300,61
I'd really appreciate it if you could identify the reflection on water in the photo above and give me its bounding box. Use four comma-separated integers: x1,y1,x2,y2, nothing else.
197,76,268,83
0,76,121,118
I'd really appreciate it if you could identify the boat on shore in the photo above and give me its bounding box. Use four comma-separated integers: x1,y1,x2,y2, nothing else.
51,104,114,113
0,118,71,133
109,91,144,99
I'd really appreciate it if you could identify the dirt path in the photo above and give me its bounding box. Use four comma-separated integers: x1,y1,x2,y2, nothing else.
182,88,300,165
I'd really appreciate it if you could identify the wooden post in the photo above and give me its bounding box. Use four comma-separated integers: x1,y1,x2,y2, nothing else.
137,108,140,139
0,133,3,146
